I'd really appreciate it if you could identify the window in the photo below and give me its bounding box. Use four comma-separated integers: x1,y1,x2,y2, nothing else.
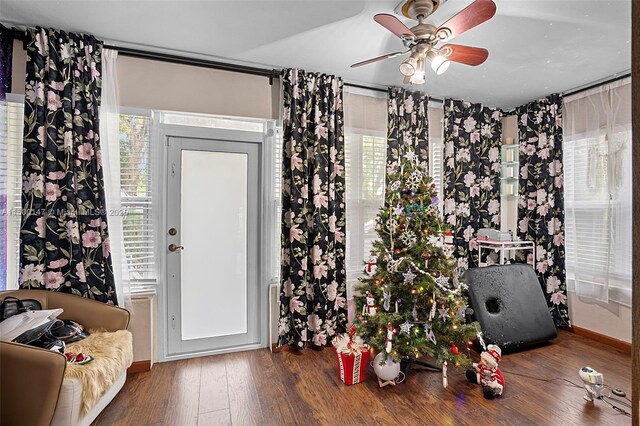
119,113,156,294
3,97,24,290
345,130,387,297
564,132,632,306
429,137,444,208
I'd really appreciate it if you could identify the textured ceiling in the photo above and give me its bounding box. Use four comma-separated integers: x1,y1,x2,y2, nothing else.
0,0,631,108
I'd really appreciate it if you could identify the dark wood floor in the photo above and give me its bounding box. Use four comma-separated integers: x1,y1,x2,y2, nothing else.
94,330,631,425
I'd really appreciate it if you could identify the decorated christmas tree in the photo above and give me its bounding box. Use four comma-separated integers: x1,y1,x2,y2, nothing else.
354,148,478,371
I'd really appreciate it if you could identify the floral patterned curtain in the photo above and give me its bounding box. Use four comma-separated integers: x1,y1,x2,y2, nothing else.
278,69,347,348
20,28,117,305
386,88,429,174
443,99,502,271
516,94,569,326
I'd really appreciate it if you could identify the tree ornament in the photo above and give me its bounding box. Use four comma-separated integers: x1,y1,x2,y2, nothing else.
442,361,448,388
438,308,450,322
363,291,377,316
435,274,450,289
383,289,391,312
385,324,394,353
412,304,418,321
457,305,467,320
386,258,402,273
450,342,460,355
403,268,416,285
400,230,417,246
390,180,401,191
425,322,437,345
427,235,443,248
403,149,417,163
365,257,377,277
429,296,437,321
399,321,414,335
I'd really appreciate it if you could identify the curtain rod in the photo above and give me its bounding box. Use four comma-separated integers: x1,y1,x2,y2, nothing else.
562,72,631,98
7,25,624,104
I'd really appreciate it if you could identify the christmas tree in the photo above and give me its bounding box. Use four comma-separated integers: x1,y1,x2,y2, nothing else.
354,148,478,369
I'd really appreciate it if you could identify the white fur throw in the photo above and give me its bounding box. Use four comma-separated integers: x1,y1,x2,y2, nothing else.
65,330,133,415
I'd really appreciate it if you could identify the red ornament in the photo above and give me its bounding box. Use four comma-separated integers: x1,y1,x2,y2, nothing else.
450,342,460,355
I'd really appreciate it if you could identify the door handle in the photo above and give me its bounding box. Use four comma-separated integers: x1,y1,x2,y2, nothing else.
168,244,184,252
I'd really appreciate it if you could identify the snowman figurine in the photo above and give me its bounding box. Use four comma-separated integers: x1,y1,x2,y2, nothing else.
362,291,377,316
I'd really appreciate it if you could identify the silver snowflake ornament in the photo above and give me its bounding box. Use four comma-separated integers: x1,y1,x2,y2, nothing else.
435,274,450,288
400,321,414,335
400,230,417,246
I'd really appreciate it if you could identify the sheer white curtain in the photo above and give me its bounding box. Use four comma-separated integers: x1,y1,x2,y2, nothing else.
563,78,632,306
100,49,132,309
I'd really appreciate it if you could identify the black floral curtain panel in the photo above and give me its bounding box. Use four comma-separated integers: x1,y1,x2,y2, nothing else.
386,88,429,174
20,28,117,305
278,69,347,348
516,94,569,326
443,99,503,270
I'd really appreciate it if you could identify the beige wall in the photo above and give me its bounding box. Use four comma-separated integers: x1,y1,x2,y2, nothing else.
129,297,155,364
11,40,26,94
116,55,278,119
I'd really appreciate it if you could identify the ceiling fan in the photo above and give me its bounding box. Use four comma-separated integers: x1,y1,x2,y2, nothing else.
351,0,497,84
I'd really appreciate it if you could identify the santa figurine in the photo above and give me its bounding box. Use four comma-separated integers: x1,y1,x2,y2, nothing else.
466,344,505,399
362,291,377,316
443,230,454,246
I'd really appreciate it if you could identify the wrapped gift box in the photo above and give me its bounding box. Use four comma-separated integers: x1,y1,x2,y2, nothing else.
334,347,369,385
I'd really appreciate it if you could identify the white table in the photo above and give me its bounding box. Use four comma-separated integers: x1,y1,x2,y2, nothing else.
477,239,536,269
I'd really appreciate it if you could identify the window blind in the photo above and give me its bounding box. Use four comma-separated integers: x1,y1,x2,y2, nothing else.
345,131,387,298
564,133,632,306
4,100,24,290
429,137,444,209
119,114,157,294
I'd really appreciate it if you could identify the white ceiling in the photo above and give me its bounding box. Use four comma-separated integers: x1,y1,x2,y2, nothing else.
0,0,631,108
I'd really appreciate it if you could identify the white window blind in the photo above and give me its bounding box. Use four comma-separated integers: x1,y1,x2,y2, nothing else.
345,131,387,298
564,133,632,306
4,99,24,290
119,114,156,294
429,137,444,209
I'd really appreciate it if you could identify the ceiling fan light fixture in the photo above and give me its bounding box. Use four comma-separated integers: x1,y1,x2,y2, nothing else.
430,54,450,75
400,56,418,76
411,58,426,84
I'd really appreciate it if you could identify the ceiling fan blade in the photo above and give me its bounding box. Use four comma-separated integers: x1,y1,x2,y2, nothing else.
351,50,408,68
436,0,496,42
440,44,489,66
374,13,414,39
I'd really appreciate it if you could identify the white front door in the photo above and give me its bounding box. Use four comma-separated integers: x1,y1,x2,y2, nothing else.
165,128,263,357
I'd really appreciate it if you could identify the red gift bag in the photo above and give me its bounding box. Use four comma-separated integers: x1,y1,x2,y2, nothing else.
334,347,369,385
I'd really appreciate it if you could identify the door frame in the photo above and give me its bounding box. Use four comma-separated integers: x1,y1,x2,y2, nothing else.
155,121,275,361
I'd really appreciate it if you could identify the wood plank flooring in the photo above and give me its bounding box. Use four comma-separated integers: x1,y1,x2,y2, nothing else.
94,330,632,425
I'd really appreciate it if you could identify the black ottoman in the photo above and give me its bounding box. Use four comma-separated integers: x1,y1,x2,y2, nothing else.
462,264,557,350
